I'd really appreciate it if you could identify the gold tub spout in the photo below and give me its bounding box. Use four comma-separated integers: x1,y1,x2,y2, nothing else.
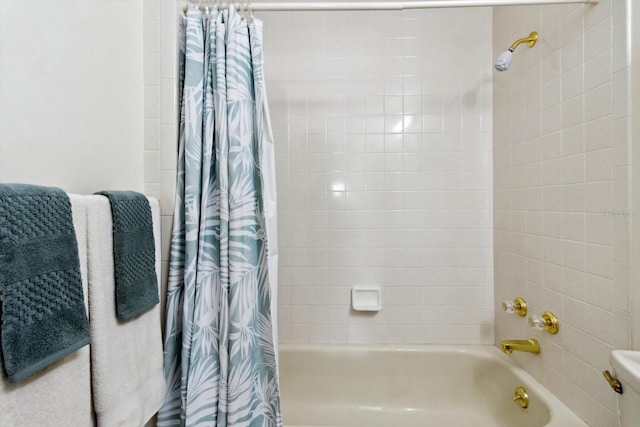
500,339,540,354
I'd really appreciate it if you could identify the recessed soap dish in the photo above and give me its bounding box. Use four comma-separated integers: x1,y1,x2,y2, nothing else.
351,286,382,312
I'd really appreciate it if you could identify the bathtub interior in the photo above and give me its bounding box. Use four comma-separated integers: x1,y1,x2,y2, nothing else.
278,346,562,427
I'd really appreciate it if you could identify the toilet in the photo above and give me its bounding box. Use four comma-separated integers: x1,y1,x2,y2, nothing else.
610,350,640,427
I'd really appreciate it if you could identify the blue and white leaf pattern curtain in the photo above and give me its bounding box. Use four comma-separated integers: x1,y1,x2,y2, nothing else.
159,6,282,426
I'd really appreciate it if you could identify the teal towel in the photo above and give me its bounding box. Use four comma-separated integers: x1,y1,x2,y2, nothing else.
95,191,159,320
0,184,90,383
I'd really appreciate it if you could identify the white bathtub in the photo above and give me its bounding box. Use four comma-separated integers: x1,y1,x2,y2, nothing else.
278,344,587,427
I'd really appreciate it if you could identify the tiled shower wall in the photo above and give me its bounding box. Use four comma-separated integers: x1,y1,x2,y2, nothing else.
493,1,630,425
261,8,495,344
144,0,179,314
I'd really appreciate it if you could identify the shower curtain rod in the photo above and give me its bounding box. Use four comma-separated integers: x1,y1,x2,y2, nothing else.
189,0,596,12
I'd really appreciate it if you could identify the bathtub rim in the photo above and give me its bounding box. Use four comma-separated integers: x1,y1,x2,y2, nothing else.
277,343,588,427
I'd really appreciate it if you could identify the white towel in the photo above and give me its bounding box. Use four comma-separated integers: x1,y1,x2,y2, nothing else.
86,195,165,427
0,194,93,426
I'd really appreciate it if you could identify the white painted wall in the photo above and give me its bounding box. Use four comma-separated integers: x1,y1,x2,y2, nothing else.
0,0,144,194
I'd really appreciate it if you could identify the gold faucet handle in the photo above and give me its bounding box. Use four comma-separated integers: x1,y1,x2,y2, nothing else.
529,311,559,334
603,370,623,394
502,297,527,316
512,386,529,408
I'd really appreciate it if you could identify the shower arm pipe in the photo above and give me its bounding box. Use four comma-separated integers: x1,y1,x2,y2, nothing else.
509,32,538,51
192,0,597,12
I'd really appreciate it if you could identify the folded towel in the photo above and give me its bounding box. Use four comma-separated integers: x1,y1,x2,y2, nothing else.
0,184,90,383
87,195,165,427
0,194,93,425
94,191,159,320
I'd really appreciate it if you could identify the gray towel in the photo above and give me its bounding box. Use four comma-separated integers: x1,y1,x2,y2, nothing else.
0,184,90,383
94,191,159,320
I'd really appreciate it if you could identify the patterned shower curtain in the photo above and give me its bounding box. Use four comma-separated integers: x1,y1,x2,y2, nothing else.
158,6,281,426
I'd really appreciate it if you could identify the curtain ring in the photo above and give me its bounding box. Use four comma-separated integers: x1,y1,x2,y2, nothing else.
241,2,250,19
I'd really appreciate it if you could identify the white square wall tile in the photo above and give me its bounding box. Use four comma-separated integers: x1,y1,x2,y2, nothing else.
584,17,612,61
144,53,161,84
585,116,612,152
160,78,178,125
161,169,177,216
144,86,160,119
584,149,612,182
585,50,612,92
144,183,161,200
145,119,160,150
143,0,161,21
144,151,161,184
586,83,613,121
585,213,612,246
161,124,178,170
144,20,161,54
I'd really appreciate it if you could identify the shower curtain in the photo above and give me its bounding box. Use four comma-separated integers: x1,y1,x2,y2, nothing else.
158,6,281,426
